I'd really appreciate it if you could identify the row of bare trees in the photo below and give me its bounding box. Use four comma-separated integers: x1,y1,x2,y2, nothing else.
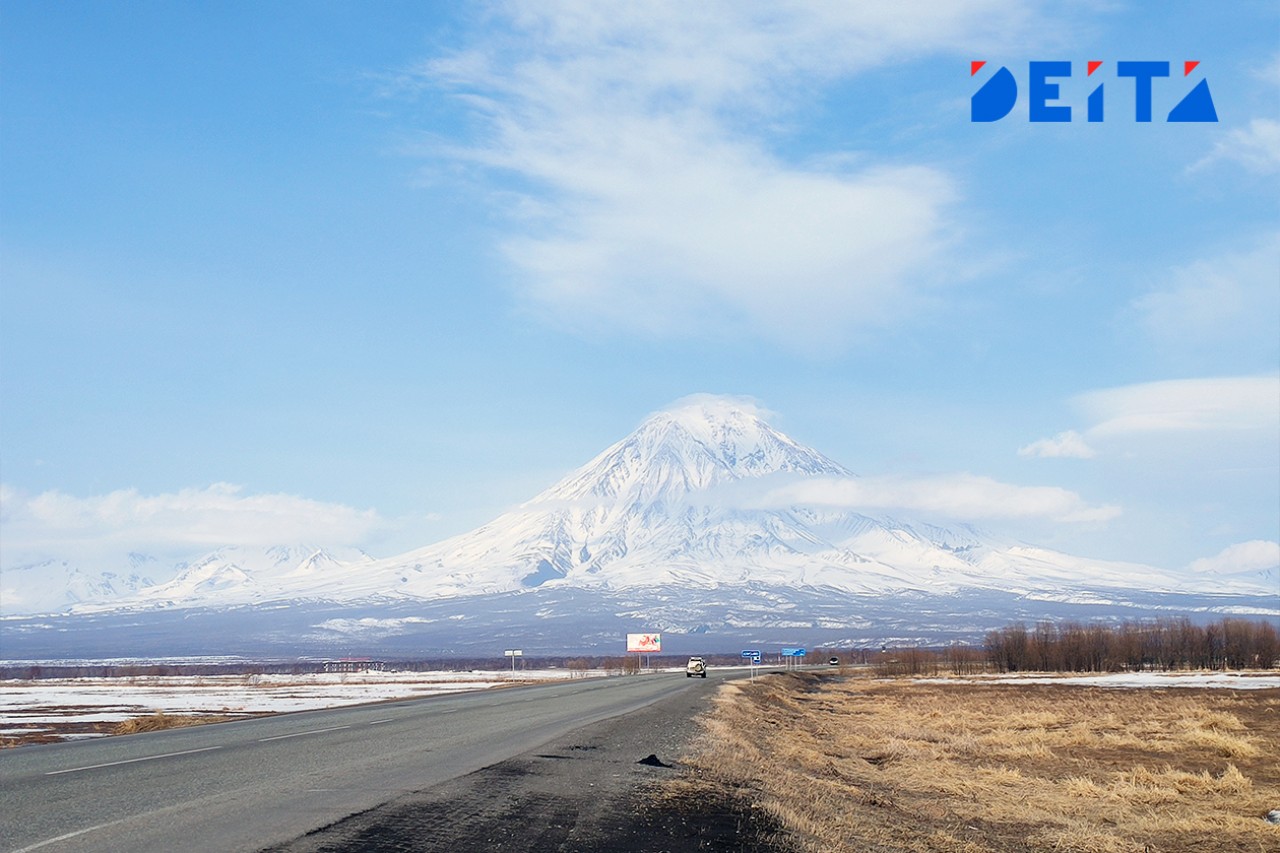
984,617,1278,673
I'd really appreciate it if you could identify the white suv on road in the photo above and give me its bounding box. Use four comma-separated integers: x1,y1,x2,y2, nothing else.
685,657,707,677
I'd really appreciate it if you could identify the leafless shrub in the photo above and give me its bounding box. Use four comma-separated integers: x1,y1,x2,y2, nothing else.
112,711,242,735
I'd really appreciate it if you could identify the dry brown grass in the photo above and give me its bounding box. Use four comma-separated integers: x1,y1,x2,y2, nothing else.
679,673,1280,852
112,711,244,735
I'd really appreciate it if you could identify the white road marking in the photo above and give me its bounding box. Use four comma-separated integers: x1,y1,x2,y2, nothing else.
8,817,132,852
45,746,223,776
366,718,394,725
257,725,351,742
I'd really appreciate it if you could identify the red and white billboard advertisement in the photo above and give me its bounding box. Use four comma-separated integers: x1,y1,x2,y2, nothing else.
626,633,661,653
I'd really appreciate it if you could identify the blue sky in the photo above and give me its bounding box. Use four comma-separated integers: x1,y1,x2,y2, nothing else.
2,1,1277,578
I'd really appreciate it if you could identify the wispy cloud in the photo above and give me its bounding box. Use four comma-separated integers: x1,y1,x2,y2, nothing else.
1257,52,1280,88
1018,375,1280,460
1132,232,1280,359
1018,430,1097,459
410,1,1049,350
724,473,1120,523
1186,540,1279,575
0,483,387,565
1077,376,1280,437
1192,118,1280,174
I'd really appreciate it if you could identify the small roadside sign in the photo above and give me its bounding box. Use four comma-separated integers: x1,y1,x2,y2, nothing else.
504,649,522,673
741,649,761,659
780,647,807,669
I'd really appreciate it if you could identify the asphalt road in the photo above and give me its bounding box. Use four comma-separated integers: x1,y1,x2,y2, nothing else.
0,669,741,853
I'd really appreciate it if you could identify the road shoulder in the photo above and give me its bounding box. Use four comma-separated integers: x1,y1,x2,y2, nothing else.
262,676,794,852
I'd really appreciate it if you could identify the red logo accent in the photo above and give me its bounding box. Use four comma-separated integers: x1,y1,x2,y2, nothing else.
1184,61,1199,76
971,60,986,76
1087,61,1103,76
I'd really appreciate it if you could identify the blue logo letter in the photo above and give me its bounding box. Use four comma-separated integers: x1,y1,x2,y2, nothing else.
1117,61,1170,122
1029,61,1072,122
971,66,1017,122
1168,78,1218,122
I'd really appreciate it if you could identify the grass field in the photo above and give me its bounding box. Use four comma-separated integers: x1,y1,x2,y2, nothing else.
678,671,1280,853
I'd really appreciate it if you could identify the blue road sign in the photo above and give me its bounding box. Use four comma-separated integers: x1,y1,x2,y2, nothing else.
781,647,807,657
741,650,761,659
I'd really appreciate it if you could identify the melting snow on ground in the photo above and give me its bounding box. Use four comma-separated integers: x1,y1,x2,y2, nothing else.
0,669,607,741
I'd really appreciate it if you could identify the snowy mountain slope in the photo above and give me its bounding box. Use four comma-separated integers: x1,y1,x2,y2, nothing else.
63,545,375,613
6,395,1276,633
0,553,161,615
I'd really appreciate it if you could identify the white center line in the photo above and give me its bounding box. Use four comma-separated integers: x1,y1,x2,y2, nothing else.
366,718,394,725
257,725,351,742
46,746,223,776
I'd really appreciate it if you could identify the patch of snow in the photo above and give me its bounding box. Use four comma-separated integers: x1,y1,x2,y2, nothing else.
0,669,607,736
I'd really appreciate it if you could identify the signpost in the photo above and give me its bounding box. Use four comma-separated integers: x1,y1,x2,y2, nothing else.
780,647,807,669
741,649,761,681
504,648,523,674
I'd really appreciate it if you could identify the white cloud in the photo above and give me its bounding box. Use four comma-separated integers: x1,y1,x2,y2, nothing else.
1,483,387,565
1018,430,1097,459
1187,540,1280,575
1257,52,1280,88
733,473,1120,523
658,393,775,423
1076,375,1280,437
411,1,1049,349
1132,233,1280,356
1193,118,1280,174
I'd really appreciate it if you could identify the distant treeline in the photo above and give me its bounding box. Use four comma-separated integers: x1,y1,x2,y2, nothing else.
984,617,1277,673
831,617,1279,677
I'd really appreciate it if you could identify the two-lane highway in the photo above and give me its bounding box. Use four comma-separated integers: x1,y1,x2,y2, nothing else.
1,670,732,853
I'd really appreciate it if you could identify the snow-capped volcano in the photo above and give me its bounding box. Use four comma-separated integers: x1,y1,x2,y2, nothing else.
4,396,1275,657
366,395,1236,602
368,395,863,597
539,395,851,505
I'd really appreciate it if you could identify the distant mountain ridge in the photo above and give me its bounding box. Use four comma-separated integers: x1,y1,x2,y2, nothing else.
2,396,1275,657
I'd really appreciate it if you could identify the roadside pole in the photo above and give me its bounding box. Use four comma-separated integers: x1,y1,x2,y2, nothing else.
504,648,522,675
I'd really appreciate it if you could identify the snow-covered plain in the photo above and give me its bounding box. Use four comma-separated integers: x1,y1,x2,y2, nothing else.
0,669,606,742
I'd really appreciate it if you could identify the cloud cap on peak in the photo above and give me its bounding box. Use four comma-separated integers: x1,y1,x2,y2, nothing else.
650,393,775,425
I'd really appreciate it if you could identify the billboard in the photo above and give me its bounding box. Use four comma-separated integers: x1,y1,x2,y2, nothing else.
626,633,661,653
